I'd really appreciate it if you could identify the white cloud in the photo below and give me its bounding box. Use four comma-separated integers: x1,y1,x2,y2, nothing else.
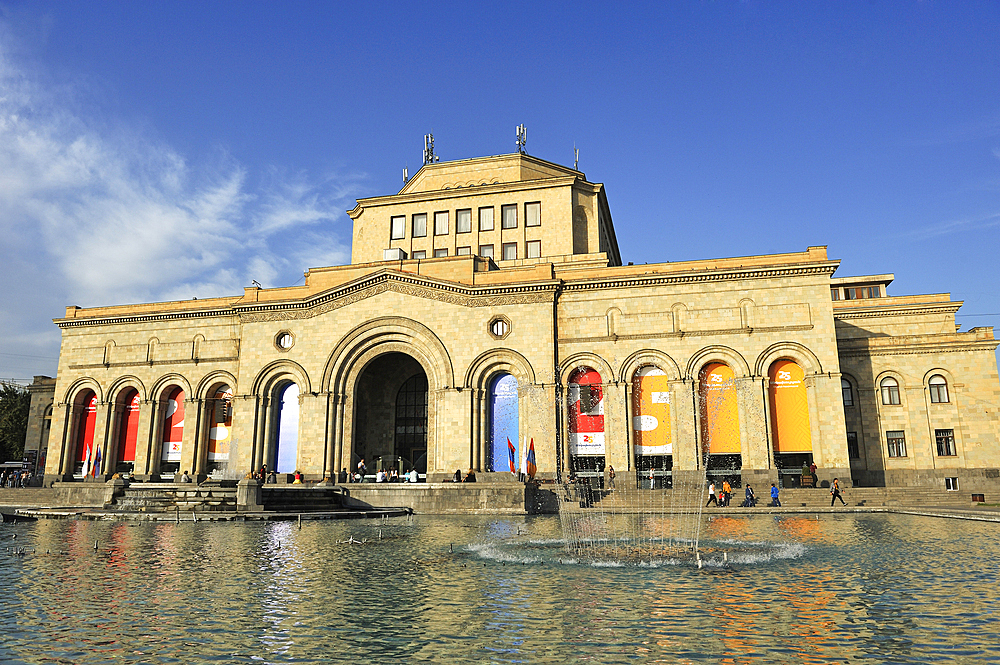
0,40,356,377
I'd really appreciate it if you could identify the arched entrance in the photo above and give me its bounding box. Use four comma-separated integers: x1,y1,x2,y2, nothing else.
568,367,605,486
206,385,234,476
160,386,185,476
115,389,141,474
353,352,428,476
271,382,300,474
632,366,672,488
489,373,518,473
72,390,98,477
698,362,741,487
768,359,813,487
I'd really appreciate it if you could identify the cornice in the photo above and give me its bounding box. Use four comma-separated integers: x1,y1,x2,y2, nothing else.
834,303,961,320
351,175,579,214
56,308,238,330
57,272,561,328
562,262,838,292
559,324,814,345
838,339,998,357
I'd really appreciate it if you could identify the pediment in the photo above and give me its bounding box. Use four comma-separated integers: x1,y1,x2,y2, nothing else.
236,270,557,323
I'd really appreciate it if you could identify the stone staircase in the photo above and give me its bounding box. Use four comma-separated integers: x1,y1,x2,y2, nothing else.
113,483,238,512
561,483,980,513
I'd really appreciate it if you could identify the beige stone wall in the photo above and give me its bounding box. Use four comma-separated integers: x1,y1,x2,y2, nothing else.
349,154,609,267
838,297,1000,488
33,154,1000,494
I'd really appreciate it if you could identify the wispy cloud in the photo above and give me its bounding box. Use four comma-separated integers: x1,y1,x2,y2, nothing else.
0,39,358,377
901,212,1000,242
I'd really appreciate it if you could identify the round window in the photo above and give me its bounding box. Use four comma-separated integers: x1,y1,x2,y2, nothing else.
275,332,294,350
488,316,511,339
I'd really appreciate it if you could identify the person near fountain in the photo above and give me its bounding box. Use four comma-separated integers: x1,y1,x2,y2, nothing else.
293,470,303,484
770,483,781,507
608,465,616,490
741,484,756,507
810,462,818,487
453,469,462,483
721,480,732,507
706,482,719,507
831,477,846,506
338,468,348,483
357,459,367,482
409,468,419,483
464,468,477,482
180,470,192,483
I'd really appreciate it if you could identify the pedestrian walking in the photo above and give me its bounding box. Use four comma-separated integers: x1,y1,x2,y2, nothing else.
706,482,719,507
831,477,846,506
770,483,781,507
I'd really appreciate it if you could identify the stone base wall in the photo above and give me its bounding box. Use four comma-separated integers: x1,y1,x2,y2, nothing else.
339,483,543,514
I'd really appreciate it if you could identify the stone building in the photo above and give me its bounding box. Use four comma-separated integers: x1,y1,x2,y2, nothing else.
27,152,1000,494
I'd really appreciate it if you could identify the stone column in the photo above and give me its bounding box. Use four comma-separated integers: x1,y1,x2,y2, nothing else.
133,398,159,477
605,380,630,477
177,397,202,480
46,402,71,480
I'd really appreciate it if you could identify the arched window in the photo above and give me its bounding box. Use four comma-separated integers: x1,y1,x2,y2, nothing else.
841,378,853,406
880,377,900,405
929,375,949,403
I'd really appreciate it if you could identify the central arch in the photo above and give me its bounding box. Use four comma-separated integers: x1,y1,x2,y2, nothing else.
324,317,454,480
352,351,429,477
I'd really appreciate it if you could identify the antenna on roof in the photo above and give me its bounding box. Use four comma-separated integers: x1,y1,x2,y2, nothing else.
516,124,527,154
402,165,409,185
423,134,438,165
574,144,579,170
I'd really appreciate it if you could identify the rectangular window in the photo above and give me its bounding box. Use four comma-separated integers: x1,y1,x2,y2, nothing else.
478,244,494,258
831,288,840,301
434,248,448,258
935,429,956,456
886,430,907,457
434,211,449,236
945,477,959,491
412,213,427,238
929,379,949,403
847,432,860,459
525,202,541,227
842,381,853,406
868,286,881,298
456,209,472,234
479,207,494,231
411,250,426,260
456,246,471,256
390,215,405,240
502,242,517,260
501,204,517,229
526,240,541,258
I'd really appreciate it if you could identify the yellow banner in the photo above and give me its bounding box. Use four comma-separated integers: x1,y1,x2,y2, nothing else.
768,360,812,453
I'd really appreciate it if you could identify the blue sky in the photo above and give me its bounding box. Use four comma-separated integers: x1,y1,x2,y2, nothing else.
1,1,998,380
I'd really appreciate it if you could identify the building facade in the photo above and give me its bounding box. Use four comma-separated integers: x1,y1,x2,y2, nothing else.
28,153,1000,493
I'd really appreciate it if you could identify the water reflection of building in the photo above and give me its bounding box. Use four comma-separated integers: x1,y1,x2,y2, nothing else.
25,150,1000,494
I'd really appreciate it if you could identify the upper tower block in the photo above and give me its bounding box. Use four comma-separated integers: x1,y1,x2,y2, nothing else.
347,153,621,267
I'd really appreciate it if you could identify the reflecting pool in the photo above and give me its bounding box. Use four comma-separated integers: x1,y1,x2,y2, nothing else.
2,513,998,664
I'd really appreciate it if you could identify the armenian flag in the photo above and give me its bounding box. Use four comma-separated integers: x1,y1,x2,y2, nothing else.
92,445,102,478
507,438,517,474
525,438,537,479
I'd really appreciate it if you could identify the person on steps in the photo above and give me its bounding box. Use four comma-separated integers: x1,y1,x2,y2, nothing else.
706,482,719,507
831,477,846,506
770,483,781,507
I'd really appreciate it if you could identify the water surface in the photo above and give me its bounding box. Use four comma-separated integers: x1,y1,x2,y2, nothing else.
1,513,997,663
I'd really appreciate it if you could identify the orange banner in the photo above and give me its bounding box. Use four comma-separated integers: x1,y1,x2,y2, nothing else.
699,363,740,454
768,360,812,453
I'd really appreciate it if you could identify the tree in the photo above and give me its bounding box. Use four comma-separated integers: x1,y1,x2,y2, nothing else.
0,383,31,462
